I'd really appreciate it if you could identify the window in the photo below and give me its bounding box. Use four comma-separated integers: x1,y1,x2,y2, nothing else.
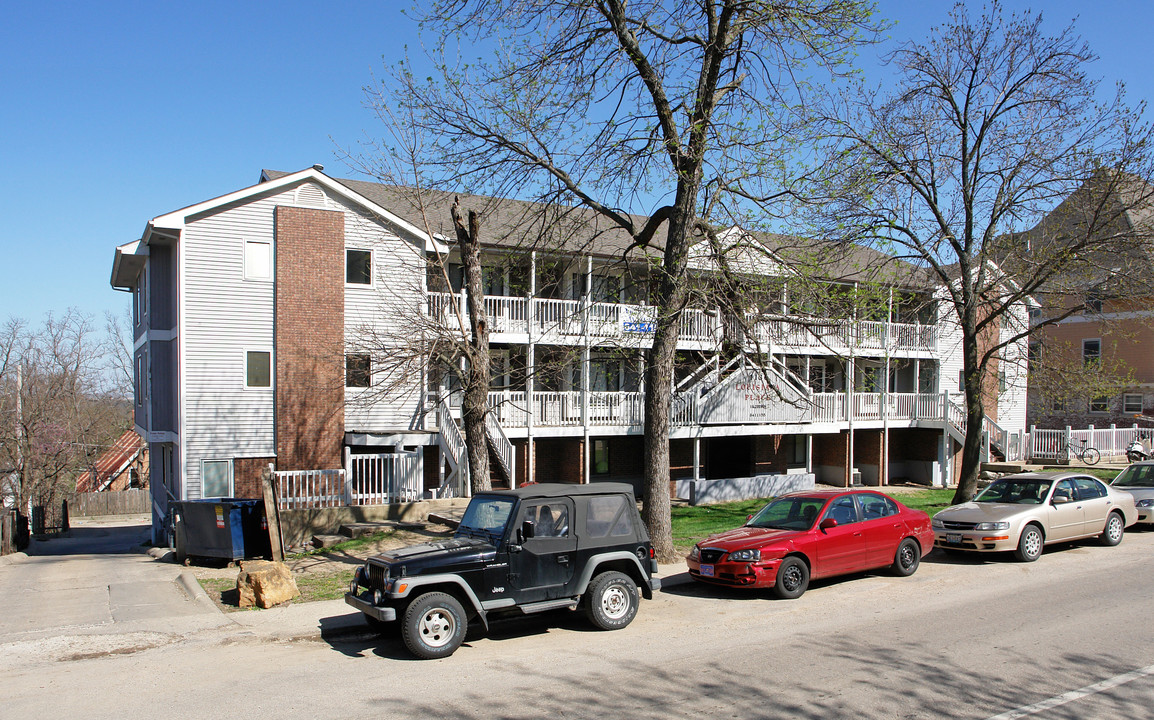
1124,394,1143,413
823,496,859,525
958,370,965,393
1089,396,1109,413
135,354,144,406
201,459,233,498
346,354,371,388
789,435,807,466
1072,477,1106,500
998,371,1007,393
244,240,272,280
860,494,898,520
1083,339,1101,365
346,249,372,285
246,350,271,388
525,503,569,538
592,439,609,475
586,495,634,537
1084,293,1102,313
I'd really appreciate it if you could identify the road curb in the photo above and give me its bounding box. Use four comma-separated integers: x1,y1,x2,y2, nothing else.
176,570,222,613
0,551,28,567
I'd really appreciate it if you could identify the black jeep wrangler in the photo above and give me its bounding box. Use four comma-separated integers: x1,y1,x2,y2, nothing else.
345,483,661,659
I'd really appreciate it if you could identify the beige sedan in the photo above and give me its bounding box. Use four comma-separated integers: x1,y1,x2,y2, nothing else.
932,471,1138,562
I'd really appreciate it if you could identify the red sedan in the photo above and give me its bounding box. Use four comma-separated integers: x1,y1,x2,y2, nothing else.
686,489,934,599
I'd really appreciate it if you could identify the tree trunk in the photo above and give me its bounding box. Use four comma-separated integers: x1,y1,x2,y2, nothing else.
452,199,491,493
952,303,985,504
641,197,695,563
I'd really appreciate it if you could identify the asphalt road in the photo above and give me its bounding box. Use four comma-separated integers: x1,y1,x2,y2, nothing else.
2,523,1152,719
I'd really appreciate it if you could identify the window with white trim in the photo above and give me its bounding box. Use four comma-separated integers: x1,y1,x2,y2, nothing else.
1123,394,1143,413
346,249,372,285
244,240,272,280
201,459,233,498
346,354,371,388
246,350,272,388
1089,396,1109,413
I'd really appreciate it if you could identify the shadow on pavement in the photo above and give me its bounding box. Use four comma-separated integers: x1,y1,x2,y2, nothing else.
26,521,150,557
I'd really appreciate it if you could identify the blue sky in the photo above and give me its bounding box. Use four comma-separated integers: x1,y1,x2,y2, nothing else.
1,1,1151,325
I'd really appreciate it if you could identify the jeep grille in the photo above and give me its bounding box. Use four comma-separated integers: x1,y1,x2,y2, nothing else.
366,564,389,590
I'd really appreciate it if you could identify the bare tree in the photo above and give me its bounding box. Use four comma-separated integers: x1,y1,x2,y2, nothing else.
811,2,1154,502
0,311,131,511
377,0,879,560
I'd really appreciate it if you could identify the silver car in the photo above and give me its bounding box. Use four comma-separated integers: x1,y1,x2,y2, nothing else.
932,471,1138,562
1111,462,1154,525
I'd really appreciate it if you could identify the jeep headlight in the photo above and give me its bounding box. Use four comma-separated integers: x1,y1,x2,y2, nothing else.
728,548,761,562
1136,498,1154,508
973,521,1010,531
688,545,700,560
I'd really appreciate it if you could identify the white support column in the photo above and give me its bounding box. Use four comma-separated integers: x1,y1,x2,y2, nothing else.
527,250,537,485
693,438,701,481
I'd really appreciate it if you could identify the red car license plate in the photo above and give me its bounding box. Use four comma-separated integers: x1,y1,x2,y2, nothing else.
700,564,714,577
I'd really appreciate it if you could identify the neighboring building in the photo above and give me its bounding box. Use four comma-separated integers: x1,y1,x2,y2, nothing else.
74,430,149,493
1025,173,1154,429
111,166,1029,542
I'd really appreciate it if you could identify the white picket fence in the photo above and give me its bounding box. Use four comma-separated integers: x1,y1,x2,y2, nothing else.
1029,425,1144,462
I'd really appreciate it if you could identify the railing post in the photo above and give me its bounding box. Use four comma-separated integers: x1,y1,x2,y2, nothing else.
344,447,353,506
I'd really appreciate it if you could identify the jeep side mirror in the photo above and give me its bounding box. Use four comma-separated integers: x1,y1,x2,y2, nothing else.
819,517,838,531
1052,493,1072,505
520,519,536,541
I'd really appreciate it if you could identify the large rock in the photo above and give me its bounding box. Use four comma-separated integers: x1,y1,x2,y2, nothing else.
236,560,300,609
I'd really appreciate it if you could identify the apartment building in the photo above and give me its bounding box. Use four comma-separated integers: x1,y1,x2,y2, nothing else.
111,166,1028,541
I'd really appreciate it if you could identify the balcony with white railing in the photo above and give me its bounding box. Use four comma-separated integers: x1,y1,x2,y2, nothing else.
743,316,937,355
426,291,722,348
488,389,953,431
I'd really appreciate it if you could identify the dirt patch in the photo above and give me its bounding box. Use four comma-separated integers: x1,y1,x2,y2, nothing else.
189,523,454,610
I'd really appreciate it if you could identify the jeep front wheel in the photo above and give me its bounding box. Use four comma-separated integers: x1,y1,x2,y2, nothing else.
585,571,638,630
401,592,467,659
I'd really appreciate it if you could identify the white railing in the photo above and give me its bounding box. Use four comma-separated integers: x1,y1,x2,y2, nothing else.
348,452,422,504
436,397,468,496
488,388,960,428
1030,425,1142,461
589,391,645,426
680,308,721,343
275,469,347,510
745,316,937,354
484,411,516,480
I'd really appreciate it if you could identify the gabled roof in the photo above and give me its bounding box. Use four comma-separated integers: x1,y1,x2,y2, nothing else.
75,430,145,493
263,169,930,288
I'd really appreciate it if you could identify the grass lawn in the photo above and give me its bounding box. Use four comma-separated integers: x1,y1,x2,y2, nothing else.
670,488,956,554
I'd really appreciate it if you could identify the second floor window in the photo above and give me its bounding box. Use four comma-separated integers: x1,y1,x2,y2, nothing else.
347,249,372,285
346,354,371,388
1083,339,1101,365
246,351,271,388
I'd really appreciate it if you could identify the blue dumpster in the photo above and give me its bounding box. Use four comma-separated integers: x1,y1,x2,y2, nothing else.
172,499,272,563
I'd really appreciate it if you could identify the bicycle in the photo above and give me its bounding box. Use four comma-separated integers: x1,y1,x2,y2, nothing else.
1058,438,1100,465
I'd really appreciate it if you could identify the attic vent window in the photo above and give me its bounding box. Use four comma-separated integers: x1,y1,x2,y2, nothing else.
295,183,326,207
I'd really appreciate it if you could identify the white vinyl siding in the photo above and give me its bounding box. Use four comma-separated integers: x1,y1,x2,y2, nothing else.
180,187,293,498
340,195,426,431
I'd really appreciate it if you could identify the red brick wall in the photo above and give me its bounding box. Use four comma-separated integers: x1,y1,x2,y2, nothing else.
814,432,849,487
890,429,939,461
854,429,885,486
533,438,584,484
753,435,791,474
233,457,276,499
274,206,345,470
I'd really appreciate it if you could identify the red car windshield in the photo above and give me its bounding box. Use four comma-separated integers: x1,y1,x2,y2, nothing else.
748,497,827,530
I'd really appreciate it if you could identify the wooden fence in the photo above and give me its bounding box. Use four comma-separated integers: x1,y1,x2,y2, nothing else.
69,488,151,517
